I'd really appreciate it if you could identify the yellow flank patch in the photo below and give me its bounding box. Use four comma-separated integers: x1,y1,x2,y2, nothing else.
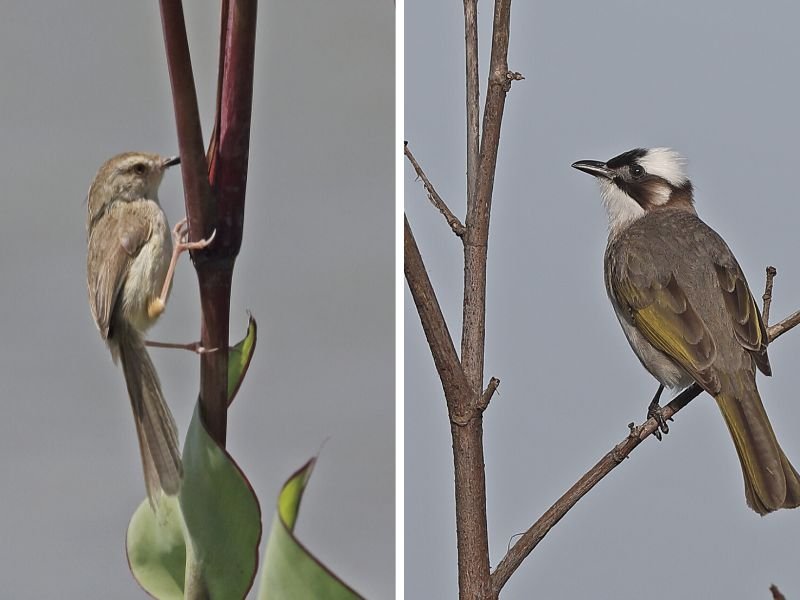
634,305,702,375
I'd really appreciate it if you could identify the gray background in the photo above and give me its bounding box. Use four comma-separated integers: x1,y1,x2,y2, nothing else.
406,1,800,598
0,1,393,598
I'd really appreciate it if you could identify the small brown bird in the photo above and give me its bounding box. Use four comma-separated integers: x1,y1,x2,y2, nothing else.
86,151,213,507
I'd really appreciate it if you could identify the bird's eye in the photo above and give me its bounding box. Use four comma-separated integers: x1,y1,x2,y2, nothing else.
132,163,147,175
630,165,645,179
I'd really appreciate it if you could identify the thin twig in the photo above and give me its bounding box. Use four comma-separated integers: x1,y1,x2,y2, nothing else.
404,143,466,236
770,584,786,600
476,377,500,411
768,309,800,343
763,266,777,325
490,270,800,595
463,0,480,215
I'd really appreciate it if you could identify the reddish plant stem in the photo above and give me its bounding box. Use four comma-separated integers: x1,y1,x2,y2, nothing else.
158,0,216,241
159,0,257,446
207,0,258,259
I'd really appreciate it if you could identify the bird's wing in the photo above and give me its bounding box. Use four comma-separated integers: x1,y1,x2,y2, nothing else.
713,261,771,375
87,205,152,339
611,255,719,394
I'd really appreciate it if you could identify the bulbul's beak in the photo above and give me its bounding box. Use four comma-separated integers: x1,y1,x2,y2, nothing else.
161,156,181,169
571,160,613,180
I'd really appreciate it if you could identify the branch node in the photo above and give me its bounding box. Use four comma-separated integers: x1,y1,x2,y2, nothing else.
450,412,474,427
476,376,500,411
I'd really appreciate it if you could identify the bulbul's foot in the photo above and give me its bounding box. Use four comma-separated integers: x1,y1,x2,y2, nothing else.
647,384,669,441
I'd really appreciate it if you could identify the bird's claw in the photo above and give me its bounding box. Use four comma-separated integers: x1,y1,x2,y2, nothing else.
172,218,216,252
648,402,670,441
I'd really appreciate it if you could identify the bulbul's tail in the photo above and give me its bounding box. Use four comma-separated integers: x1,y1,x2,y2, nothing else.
715,372,800,514
115,324,183,506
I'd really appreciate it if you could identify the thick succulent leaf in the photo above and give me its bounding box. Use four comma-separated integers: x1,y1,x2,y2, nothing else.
179,404,262,599
228,314,257,405
127,496,186,600
128,405,262,599
128,315,259,598
258,460,363,599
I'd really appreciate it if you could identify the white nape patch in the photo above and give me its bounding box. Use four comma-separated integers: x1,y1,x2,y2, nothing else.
639,147,688,187
599,179,644,237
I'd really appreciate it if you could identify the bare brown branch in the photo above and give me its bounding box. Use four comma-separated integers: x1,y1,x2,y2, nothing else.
763,266,777,325
768,309,800,343
490,266,800,594
404,217,472,415
770,584,786,600
490,381,701,593
451,1,514,597
463,0,480,214
461,0,513,390
404,143,466,236
477,377,500,412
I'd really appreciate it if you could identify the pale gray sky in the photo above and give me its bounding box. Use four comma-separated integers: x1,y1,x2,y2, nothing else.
406,1,800,598
0,1,393,598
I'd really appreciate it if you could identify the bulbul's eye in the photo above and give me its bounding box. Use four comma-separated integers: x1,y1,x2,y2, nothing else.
631,165,645,178
133,163,147,175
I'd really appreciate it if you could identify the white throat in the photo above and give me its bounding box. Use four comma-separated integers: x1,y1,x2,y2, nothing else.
599,179,644,237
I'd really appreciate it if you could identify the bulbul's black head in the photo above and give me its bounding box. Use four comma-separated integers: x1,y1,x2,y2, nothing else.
572,147,696,234
573,147,694,210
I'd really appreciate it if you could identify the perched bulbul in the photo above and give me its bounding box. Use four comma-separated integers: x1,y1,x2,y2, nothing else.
573,147,800,514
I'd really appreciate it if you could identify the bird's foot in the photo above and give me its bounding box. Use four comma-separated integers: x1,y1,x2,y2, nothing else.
172,218,216,253
647,401,670,441
145,340,218,354
647,383,670,441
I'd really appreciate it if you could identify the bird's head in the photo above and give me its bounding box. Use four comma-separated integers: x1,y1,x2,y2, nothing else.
88,152,180,225
572,147,695,235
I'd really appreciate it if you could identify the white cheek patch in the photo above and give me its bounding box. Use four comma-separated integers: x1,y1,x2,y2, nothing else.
649,182,671,206
599,179,645,235
638,148,688,187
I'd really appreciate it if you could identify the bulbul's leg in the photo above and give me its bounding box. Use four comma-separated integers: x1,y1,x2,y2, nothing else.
646,383,670,441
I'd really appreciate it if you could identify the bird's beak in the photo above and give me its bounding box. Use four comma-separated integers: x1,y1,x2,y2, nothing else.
571,160,614,180
161,156,181,169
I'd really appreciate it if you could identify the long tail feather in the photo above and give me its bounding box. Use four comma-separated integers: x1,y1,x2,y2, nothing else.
715,372,800,514
115,324,183,506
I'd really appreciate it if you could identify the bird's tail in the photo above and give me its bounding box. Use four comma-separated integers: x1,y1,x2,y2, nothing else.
715,372,800,514
115,323,183,507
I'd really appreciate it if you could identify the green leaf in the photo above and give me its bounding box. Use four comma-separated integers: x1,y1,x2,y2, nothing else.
126,496,186,600
179,404,262,599
258,460,363,599
127,314,259,597
127,405,262,599
228,314,257,405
